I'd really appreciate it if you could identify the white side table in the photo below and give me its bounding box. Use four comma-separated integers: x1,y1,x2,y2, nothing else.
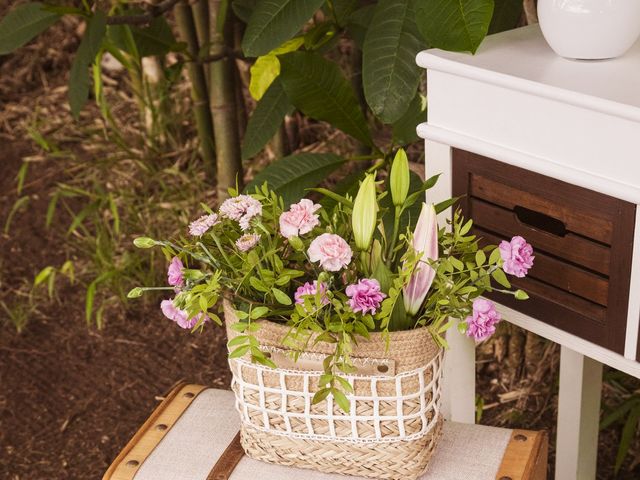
417,24,640,480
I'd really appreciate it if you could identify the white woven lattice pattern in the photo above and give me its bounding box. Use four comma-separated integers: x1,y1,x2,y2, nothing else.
230,350,443,444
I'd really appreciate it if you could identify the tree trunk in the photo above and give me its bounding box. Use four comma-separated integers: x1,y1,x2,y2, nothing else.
209,0,243,200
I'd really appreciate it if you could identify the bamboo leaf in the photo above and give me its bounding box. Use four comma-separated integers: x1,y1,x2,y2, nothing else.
246,153,346,206
615,407,640,473
279,52,373,146
242,0,326,57
68,11,107,118
0,2,60,55
232,0,259,23
242,78,294,160
363,0,424,123
415,0,494,54
130,16,180,57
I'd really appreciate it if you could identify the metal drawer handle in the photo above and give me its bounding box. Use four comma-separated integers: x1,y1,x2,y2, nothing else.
514,205,567,237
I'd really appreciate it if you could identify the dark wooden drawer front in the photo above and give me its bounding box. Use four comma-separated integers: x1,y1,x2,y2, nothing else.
452,149,636,354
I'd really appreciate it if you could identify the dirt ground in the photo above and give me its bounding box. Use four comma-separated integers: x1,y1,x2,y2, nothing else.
0,4,638,480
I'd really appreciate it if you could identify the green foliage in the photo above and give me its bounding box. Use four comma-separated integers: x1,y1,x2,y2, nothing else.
490,0,524,34
362,0,424,123
0,2,60,55
242,78,294,160
246,153,346,206
415,0,495,54
241,0,327,56
68,11,107,118
279,52,373,146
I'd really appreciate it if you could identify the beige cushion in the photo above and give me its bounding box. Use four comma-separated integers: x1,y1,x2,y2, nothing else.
135,389,511,480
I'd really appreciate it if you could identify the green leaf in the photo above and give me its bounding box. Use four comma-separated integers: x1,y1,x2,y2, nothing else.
312,387,331,404
68,11,107,118
489,0,523,34
251,306,269,319
346,5,374,49
492,268,511,288
332,389,350,413
615,407,640,473
130,16,179,57
227,335,249,347
272,287,292,305
392,93,427,145
232,0,259,23
246,153,346,206
242,0,326,56
242,78,294,160
279,52,373,146
363,0,424,123
249,37,303,100
229,344,251,358
0,2,60,55
415,0,494,54
475,250,486,266
34,266,54,287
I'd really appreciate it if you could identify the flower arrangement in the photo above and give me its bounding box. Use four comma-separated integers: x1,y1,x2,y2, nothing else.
130,149,533,411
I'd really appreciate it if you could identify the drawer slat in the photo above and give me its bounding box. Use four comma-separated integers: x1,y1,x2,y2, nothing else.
476,229,609,307
471,198,611,276
470,174,613,244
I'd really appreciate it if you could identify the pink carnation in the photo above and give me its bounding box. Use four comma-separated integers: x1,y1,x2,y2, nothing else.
346,278,386,315
307,233,352,272
465,298,501,342
235,233,260,252
279,199,321,239
160,299,206,330
294,281,329,308
189,213,219,236
499,236,534,278
219,195,262,230
167,256,184,288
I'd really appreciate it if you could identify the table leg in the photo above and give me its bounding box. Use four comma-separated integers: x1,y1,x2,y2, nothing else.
555,345,602,480
442,328,476,423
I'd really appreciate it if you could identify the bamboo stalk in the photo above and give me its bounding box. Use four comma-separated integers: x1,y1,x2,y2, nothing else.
192,0,211,87
175,1,217,177
210,0,243,199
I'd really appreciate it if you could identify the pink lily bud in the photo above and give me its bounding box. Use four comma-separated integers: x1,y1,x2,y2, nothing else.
403,203,438,316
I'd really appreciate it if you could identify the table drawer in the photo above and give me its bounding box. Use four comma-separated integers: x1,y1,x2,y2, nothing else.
452,149,636,353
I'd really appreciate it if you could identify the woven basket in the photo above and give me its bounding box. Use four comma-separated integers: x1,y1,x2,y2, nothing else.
224,300,443,480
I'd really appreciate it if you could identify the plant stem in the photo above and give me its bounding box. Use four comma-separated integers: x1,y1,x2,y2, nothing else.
387,205,401,263
210,0,243,200
175,1,217,178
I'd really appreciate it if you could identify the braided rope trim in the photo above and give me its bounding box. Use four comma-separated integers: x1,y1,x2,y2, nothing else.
230,350,443,445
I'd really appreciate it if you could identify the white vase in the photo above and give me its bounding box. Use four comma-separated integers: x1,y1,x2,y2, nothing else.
538,0,640,60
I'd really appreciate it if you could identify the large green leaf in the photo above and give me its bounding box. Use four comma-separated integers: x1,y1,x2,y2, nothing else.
131,16,180,57
279,52,373,146
0,2,60,55
363,0,424,124
415,0,494,54
489,0,523,34
232,0,259,23
242,0,326,57
242,78,294,160
346,4,374,50
68,12,107,119
392,93,427,145
246,153,346,206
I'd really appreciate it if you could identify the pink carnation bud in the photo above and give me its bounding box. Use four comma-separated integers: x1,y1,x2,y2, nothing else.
167,256,184,288
465,298,501,342
307,233,353,272
499,236,534,278
346,278,386,315
160,299,206,330
279,199,321,239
